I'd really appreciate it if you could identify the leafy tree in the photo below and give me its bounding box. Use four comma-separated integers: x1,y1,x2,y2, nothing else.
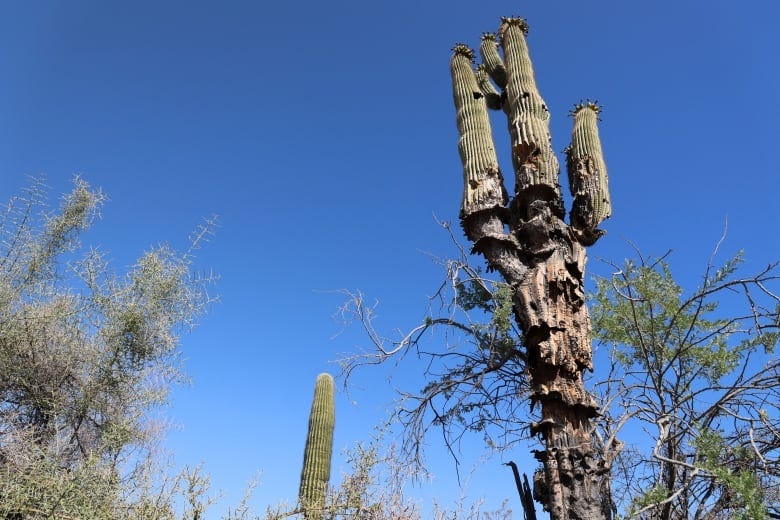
0,178,217,518
591,248,780,519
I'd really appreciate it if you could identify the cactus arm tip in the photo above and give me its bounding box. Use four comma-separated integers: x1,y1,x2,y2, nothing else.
499,16,530,35
478,32,507,89
570,99,604,118
451,43,476,61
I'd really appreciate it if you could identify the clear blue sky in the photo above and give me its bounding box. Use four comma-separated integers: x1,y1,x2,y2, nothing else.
1,0,778,516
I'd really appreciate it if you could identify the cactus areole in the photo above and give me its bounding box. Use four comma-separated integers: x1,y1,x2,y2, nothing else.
299,373,335,520
451,18,615,520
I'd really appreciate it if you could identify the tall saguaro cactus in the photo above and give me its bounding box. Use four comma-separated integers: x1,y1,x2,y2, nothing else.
298,373,335,520
452,17,615,520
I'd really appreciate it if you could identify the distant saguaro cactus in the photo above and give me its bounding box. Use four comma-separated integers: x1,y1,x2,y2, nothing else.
298,373,335,520
451,17,615,520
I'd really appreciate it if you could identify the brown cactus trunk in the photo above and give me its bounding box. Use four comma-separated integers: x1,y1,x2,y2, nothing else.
519,243,610,520
451,17,616,520
462,188,611,520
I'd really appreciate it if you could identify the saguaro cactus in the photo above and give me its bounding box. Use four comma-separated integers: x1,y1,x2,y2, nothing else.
298,373,335,520
451,17,615,520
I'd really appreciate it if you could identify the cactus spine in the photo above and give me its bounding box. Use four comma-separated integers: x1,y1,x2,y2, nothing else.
450,16,614,520
298,373,335,520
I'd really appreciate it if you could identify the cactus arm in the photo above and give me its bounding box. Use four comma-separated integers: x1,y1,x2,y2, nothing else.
451,45,526,281
479,33,507,89
566,102,611,245
298,373,335,520
499,17,562,215
475,65,502,110
451,45,508,220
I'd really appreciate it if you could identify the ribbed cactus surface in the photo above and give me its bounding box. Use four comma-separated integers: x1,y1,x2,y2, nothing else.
298,373,335,520
451,45,509,219
479,33,507,88
475,64,502,110
499,18,561,204
566,102,611,237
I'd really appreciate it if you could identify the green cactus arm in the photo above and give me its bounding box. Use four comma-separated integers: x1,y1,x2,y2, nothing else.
299,373,335,520
479,33,507,89
451,45,508,221
475,64,502,110
566,102,611,244
499,17,562,211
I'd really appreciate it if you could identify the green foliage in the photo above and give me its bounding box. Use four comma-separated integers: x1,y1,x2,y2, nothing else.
455,275,494,314
590,250,780,518
592,254,761,385
694,429,767,520
0,178,217,518
630,484,671,516
456,275,516,353
490,283,514,335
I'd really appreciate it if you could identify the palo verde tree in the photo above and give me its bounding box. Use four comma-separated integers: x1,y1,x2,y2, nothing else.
591,248,780,519
0,178,216,519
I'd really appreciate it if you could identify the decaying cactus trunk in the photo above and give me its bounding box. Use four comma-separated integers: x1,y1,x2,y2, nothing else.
451,17,615,520
299,373,335,520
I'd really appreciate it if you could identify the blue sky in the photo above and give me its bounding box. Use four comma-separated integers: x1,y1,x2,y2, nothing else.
1,0,779,515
